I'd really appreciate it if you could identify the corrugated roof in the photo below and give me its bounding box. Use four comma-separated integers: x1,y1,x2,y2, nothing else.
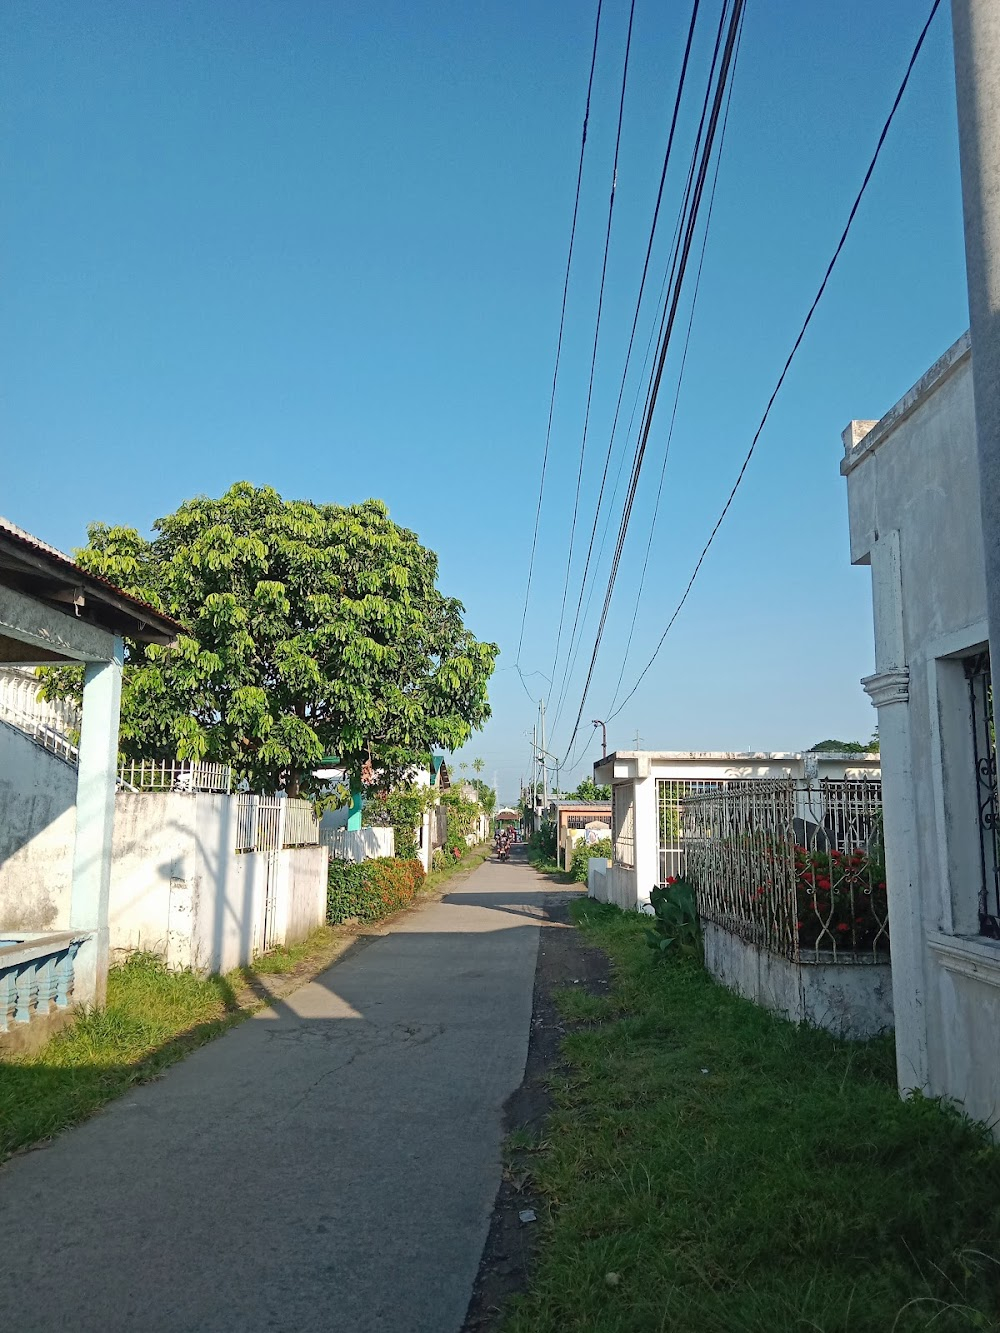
0,516,184,639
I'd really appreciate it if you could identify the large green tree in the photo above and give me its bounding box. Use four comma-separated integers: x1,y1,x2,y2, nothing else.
44,484,497,793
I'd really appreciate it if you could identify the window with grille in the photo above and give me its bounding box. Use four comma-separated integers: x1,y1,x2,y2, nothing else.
965,650,1000,938
657,779,724,882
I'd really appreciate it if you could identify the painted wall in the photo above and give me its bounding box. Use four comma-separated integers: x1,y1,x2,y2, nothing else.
0,764,327,974
0,722,77,931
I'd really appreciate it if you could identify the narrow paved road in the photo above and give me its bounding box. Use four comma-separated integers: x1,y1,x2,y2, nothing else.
0,851,554,1333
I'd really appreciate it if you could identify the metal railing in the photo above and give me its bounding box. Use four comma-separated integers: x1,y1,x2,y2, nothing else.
682,778,887,963
117,759,233,793
283,798,320,848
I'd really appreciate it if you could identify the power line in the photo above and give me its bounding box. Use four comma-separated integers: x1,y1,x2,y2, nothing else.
607,30,739,713
561,0,746,763
607,0,944,723
515,0,605,669
550,0,638,690
548,0,705,730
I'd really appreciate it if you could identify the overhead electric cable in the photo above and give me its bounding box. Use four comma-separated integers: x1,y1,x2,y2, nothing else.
548,0,705,724
560,0,745,763
606,0,944,723
607,28,739,713
515,0,605,669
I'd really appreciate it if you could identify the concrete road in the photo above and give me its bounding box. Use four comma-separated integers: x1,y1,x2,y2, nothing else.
0,852,552,1333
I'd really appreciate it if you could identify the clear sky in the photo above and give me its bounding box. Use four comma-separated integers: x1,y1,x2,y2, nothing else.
2,1,968,802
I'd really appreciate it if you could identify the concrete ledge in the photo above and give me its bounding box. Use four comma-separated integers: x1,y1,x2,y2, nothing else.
703,920,894,1040
929,931,1000,988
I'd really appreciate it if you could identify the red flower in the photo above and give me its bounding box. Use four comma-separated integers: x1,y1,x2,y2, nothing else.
666,876,677,885
796,920,803,929
817,877,831,891
837,923,849,933
877,881,886,890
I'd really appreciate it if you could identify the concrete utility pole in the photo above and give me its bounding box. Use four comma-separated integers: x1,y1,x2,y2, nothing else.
952,0,1000,674
539,698,548,809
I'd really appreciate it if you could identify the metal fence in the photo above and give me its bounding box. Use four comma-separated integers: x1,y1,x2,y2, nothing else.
322,826,395,862
283,798,320,848
657,778,727,882
234,795,319,853
117,759,233,793
682,778,887,963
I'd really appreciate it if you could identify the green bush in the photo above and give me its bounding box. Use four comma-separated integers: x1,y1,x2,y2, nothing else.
327,856,425,924
570,836,613,883
530,821,557,861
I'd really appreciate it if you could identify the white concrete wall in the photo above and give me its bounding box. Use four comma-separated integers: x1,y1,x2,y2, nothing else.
587,857,637,911
1,771,328,976
0,722,77,931
281,845,329,947
703,921,894,1040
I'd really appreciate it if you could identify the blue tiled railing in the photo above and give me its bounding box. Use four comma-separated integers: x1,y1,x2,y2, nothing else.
0,933,86,1034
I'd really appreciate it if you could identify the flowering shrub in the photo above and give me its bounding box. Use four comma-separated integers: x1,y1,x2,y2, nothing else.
792,846,888,953
327,856,425,924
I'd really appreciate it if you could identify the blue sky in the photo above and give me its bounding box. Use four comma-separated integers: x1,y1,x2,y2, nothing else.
2,1,967,802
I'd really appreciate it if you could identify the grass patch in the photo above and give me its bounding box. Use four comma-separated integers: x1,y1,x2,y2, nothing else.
0,927,341,1162
503,900,1000,1333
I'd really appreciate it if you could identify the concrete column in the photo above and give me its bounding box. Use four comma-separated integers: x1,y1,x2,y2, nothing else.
633,770,658,910
69,637,124,1008
861,534,928,1094
952,1,1000,675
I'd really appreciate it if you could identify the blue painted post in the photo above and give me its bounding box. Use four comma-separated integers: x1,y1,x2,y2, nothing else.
13,961,38,1025
69,636,124,1009
347,782,363,832
0,969,15,1032
35,956,56,1016
53,943,79,1008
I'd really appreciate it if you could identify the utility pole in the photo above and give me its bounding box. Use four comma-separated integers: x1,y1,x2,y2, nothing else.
952,1,1000,678
592,718,607,758
633,729,643,750
539,697,548,809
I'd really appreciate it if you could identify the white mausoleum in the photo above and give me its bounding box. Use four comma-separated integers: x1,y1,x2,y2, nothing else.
842,331,1000,1125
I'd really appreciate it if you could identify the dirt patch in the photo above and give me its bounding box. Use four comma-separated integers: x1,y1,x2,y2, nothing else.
462,887,612,1331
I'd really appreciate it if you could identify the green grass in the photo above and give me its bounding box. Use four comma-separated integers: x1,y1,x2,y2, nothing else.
423,841,492,894
0,930,341,1162
503,900,1000,1333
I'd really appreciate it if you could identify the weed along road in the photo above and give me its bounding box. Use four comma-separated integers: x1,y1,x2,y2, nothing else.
0,851,553,1333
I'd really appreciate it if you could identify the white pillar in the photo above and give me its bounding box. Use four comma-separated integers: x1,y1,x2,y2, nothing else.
69,637,124,1008
633,766,658,910
861,533,928,1095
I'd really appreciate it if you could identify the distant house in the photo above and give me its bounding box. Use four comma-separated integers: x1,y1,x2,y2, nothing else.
546,799,611,871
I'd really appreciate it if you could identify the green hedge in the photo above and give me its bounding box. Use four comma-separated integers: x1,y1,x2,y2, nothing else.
570,836,613,883
327,856,426,924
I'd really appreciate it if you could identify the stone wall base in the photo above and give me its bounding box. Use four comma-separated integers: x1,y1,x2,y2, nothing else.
703,920,894,1040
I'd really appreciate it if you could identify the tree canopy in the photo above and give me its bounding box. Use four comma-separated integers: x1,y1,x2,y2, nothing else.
571,778,612,801
44,484,498,793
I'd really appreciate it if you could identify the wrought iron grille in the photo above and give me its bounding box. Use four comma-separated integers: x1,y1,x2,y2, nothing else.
612,784,635,868
682,778,887,963
965,651,1000,938
657,779,725,882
